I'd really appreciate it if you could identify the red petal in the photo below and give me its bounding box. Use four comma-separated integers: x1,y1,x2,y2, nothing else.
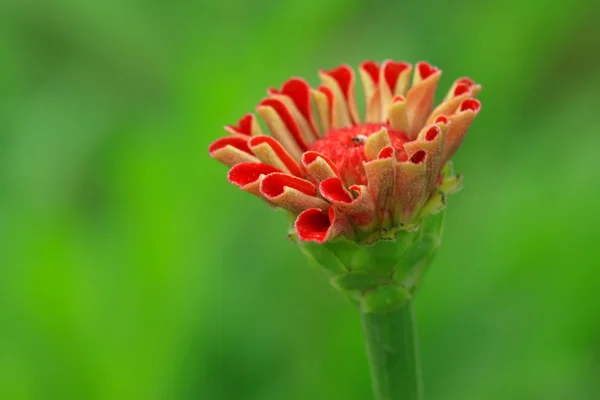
383,61,410,92
272,78,314,130
361,61,380,84
318,85,335,124
302,151,340,175
410,150,427,164
324,65,353,99
425,126,440,141
225,114,254,136
460,98,481,113
378,146,395,159
249,135,302,177
435,115,449,125
417,62,439,80
260,173,316,197
259,98,308,151
228,163,280,187
320,177,353,203
208,136,252,155
295,208,332,243
457,77,475,87
453,84,470,97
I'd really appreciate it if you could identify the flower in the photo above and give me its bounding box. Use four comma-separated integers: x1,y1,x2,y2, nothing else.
209,61,481,311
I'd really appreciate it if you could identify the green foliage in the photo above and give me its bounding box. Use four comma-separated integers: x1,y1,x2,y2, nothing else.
1,0,600,399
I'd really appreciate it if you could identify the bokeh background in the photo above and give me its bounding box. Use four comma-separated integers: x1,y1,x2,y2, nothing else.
2,0,600,399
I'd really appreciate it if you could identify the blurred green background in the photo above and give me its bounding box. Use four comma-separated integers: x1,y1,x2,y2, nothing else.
2,0,600,399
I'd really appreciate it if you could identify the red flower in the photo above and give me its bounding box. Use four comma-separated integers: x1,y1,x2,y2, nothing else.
209,61,481,244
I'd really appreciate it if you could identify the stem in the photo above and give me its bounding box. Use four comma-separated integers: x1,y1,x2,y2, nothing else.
361,301,423,400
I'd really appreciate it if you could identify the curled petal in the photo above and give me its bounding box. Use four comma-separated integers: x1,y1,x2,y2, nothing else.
442,98,482,164
268,78,319,143
427,77,482,124
249,135,303,177
228,162,281,197
208,136,259,167
388,95,409,133
360,61,382,122
379,61,412,121
403,122,448,194
364,127,391,161
302,151,340,183
260,173,329,213
312,86,333,134
269,78,320,137
364,146,396,225
320,178,376,228
224,114,264,137
295,207,353,243
320,65,357,127
257,98,308,160
405,62,442,138
394,151,429,224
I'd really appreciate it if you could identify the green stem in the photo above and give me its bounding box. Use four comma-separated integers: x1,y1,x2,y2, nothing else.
361,301,423,400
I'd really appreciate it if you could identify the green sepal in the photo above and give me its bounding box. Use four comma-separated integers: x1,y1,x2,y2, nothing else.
361,285,412,314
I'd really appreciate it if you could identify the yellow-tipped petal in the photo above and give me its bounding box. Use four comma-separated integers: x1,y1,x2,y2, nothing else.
388,96,409,133
364,127,391,161
405,62,442,138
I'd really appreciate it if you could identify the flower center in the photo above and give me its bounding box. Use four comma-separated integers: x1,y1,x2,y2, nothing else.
308,123,409,185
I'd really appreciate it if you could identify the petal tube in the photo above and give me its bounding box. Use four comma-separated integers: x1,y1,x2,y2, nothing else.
405,62,442,138
224,114,264,137
364,127,392,161
295,207,352,243
302,151,340,183
320,178,376,229
208,136,259,167
394,151,429,224
364,146,397,225
403,122,448,193
387,95,409,133
269,78,320,137
257,98,308,160
228,162,281,197
312,86,333,133
249,135,303,177
360,61,381,122
319,65,356,128
260,173,329,213
379,61,412,117
427,77,481,124
441,98,482,164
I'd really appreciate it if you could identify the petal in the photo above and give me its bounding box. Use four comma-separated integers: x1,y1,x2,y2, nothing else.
394,151,429,224
312,86,333,134
427,77,482,124
224,114,264,136
302,151,340,183
260,172,329,213
403,122,449,194
360,61,382,122
295,207,353,243
364,146,397,225
208,136,259,167
249,135,303,177
442,98,482,164
387,95,409,133
227,162,281,196
379,61,412,121
364,127,391,161
256,98,308,160
320,178,376,228
268,79,319,143
269,78,320,136
405,62,442,138
319,65,356,128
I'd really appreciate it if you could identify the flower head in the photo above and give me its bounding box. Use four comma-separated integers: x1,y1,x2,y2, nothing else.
209,61,481,311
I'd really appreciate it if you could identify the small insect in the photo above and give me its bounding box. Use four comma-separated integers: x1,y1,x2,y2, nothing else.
352,134,367,144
